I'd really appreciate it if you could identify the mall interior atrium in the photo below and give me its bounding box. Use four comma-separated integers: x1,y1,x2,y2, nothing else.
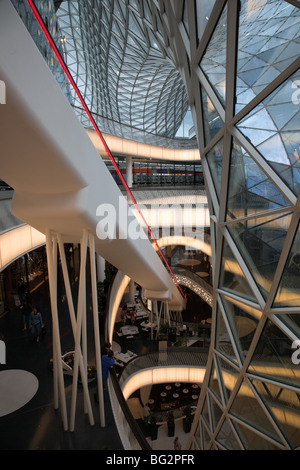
0,0,300,451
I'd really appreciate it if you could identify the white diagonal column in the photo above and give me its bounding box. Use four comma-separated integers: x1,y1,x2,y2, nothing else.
46,230,68,431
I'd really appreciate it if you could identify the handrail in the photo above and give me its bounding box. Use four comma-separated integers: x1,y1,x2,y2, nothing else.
104,271,152,450
109,369,152,450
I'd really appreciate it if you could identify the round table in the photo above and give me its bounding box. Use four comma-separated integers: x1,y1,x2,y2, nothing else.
0,369,39,417
173,393,179,399
192,384,199,390
178,259,200,267
175,383,181,388
196,271,209,277
148,399,154,405
183,388,189,394
192,395,198,400
160,392,167,398
165,385,172,391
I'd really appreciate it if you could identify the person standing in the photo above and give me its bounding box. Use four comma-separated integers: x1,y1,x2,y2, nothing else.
30,306,43,342
174,436,182,450
131,309,136,325
121,305,127,325
101,349,115,389
143,403,151,425
101,342,111,356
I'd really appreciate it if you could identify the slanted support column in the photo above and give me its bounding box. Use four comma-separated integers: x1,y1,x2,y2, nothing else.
88,233,105,427
46,230,68,431
70,230,94,432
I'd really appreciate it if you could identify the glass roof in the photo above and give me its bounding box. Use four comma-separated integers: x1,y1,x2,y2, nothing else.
55,0,189,141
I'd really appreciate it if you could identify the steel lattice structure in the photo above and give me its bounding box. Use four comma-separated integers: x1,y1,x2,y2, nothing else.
149,0,300,450
56,0,189,140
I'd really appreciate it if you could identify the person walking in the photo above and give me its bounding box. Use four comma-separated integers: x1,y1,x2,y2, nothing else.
30,306,43,342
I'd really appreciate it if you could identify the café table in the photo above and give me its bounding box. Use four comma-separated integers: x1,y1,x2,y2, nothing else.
196,271,209,278
120,326,139,336
114,351,137,364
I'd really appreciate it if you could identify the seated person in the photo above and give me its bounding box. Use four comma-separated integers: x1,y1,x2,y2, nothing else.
130,310,136,325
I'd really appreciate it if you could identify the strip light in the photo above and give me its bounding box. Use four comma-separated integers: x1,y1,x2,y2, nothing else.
26,0,185,298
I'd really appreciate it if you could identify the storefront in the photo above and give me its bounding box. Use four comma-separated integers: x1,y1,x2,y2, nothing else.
0,245,48,315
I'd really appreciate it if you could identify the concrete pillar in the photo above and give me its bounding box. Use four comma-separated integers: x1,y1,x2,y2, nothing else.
126,155,133,188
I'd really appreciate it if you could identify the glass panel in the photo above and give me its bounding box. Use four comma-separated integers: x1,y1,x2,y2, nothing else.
201,86,223,145
219,236,257,302
227,138,290,221
215,305,239,365
237,69,300,195
218,356,239,402
220,294,260,360
195,0,216,43
182,0,189,35
210,394,224,429
249,320,300,388
200,5,227,106
202,423,211,448
251,378,300,449
230,379,282,442
206,139,223,201
208,360,223,404
276,314,300,341
273,220,300,308
227,212,292,299
232,419,281,450
235,0,300,113
215,418,241,450
202,396,211,429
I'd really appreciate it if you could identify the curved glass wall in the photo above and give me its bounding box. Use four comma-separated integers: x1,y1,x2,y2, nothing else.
150,0,300,450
